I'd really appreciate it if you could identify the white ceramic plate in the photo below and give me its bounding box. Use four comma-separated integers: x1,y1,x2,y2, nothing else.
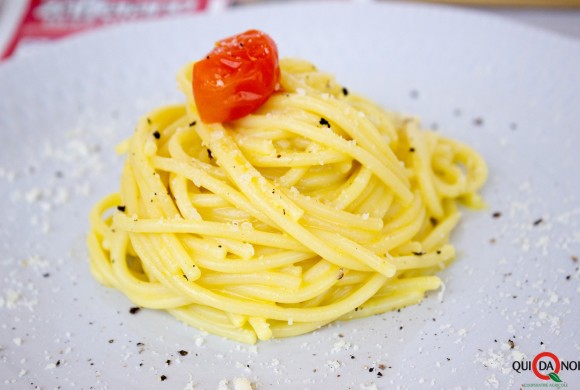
1,3,579,389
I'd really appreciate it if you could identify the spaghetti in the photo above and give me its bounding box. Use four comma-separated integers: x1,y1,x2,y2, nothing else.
88,55,487,344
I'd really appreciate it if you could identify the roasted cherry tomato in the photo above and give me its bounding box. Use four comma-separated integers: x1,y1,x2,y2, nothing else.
193,30,280,123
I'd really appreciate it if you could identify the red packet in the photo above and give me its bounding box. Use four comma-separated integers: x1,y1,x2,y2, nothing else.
2,0,210,60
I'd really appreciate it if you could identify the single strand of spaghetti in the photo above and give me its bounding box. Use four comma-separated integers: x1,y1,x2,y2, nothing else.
89,193,121,238
351,180,393,219
301,214,378,243
189,193,230,208
201,206,252,222
114,213,309,251
389,245,454,271
277,166,309,188
335,271,369,287
421,209,461,252
407,121,444,218
292,164,351,192
227,312,248,327
245,149,350,167
236,134,277,156
235,115,413,204
212,237,254,259
302,259,336,282
283,187,383,231
120,162,140,216
383,193,423,231
329,165,372,210
180,235,227,259
199,271,302,289
339,290,425,320
390,241,424,256
368,206,427,253
271,94,406,181
169,173,202,220
168,306,257,344
248,317,273,341
187,250,315,274
440,138,488,193
270,319,333,338
311,229,396,276
87,231,115,286
344,94,399,143
375,276,441,297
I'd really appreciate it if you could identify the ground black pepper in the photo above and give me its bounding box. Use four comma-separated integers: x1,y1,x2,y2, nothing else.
153,131,161,139
319,118,331,128
129,307,140,314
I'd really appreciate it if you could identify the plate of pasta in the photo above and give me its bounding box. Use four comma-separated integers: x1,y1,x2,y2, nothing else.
0,2,579,389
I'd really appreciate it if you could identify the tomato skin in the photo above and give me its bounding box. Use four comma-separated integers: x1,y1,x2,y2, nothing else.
193,30,280,123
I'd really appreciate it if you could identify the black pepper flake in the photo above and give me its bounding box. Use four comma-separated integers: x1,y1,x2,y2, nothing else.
342,87,349,96
108,339,114,344
117,205,126,212
430,217,438,226
565,275,571,280
147,118,152,125
166,359,171,365
160,375,167,381
350,355,355,359
446,357,451,361
369,367,374,373
412,251,426,256
473,117,484,126
42,273,50,278
189,121,197,127
377,372,383,378
183,274,189,280
207,149,213,159
137,342,144,347
153,131,161,139
56,360,61,367
409,147,416,153
508,339,515,349
533,218,543,226
129,307,141,315
540,341,544,345
319,118,331,128
492,211,501,218
178,350,188,356
277,154,281,158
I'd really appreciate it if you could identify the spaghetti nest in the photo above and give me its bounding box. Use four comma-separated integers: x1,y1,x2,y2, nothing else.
88,58,487,344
